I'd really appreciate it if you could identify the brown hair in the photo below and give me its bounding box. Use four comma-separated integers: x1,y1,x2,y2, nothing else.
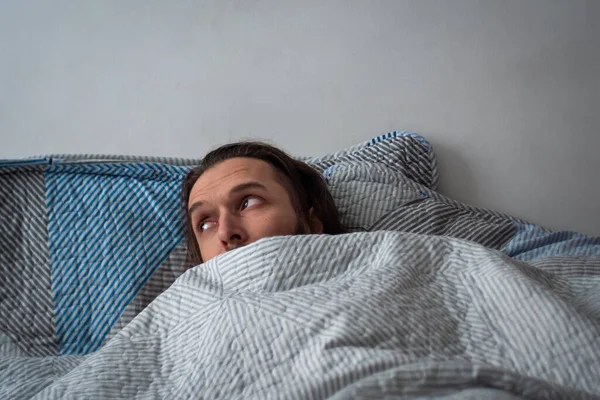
181,141,347,265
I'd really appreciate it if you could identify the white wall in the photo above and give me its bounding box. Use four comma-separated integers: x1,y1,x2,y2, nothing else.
1,0,599,236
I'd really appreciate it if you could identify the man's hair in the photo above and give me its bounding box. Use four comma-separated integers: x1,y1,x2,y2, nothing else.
181,141,347,265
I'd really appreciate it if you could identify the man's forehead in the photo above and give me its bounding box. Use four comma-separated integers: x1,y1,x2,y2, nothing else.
189,158,278,202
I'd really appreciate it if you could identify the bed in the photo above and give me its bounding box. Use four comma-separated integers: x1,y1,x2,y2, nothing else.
1,131,599,399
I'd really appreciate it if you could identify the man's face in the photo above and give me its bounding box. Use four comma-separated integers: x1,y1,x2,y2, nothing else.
187,157,314,262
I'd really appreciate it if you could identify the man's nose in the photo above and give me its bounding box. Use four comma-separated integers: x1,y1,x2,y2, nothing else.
217,212,246,249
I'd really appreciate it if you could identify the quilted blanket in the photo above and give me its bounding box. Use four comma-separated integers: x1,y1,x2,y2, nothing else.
3,232,600,399
2,131,600,398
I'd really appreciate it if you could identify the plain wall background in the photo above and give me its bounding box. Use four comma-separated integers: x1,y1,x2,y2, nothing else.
1,0,598,235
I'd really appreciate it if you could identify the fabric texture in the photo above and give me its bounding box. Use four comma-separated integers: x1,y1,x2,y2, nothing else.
0,169,56,357
2,233,599,398
45,162,187,355
2,130,600,398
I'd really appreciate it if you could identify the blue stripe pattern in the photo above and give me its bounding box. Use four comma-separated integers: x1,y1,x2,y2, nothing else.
368,131,431,152
46,162,189,355
505,223,600,261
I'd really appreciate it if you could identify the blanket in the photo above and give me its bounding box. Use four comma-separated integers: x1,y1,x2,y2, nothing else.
2,232,599,399
2,132,599,362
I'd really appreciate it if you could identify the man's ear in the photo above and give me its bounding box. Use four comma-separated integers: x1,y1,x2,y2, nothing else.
308,207,324,234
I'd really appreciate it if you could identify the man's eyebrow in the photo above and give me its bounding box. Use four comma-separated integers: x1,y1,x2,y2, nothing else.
187,181,268,217
229,181,268,194
187,201,205,218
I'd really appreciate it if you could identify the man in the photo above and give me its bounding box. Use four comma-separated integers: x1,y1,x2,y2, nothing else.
181,141,347,265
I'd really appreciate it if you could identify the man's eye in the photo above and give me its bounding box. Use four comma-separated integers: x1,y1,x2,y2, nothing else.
198,220,215,233
241,196,262,210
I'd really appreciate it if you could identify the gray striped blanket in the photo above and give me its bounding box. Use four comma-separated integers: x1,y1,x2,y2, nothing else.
3,232,599,399
2,131,600,398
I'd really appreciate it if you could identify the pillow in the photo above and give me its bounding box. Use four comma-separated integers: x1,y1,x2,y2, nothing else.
0,130,435,356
